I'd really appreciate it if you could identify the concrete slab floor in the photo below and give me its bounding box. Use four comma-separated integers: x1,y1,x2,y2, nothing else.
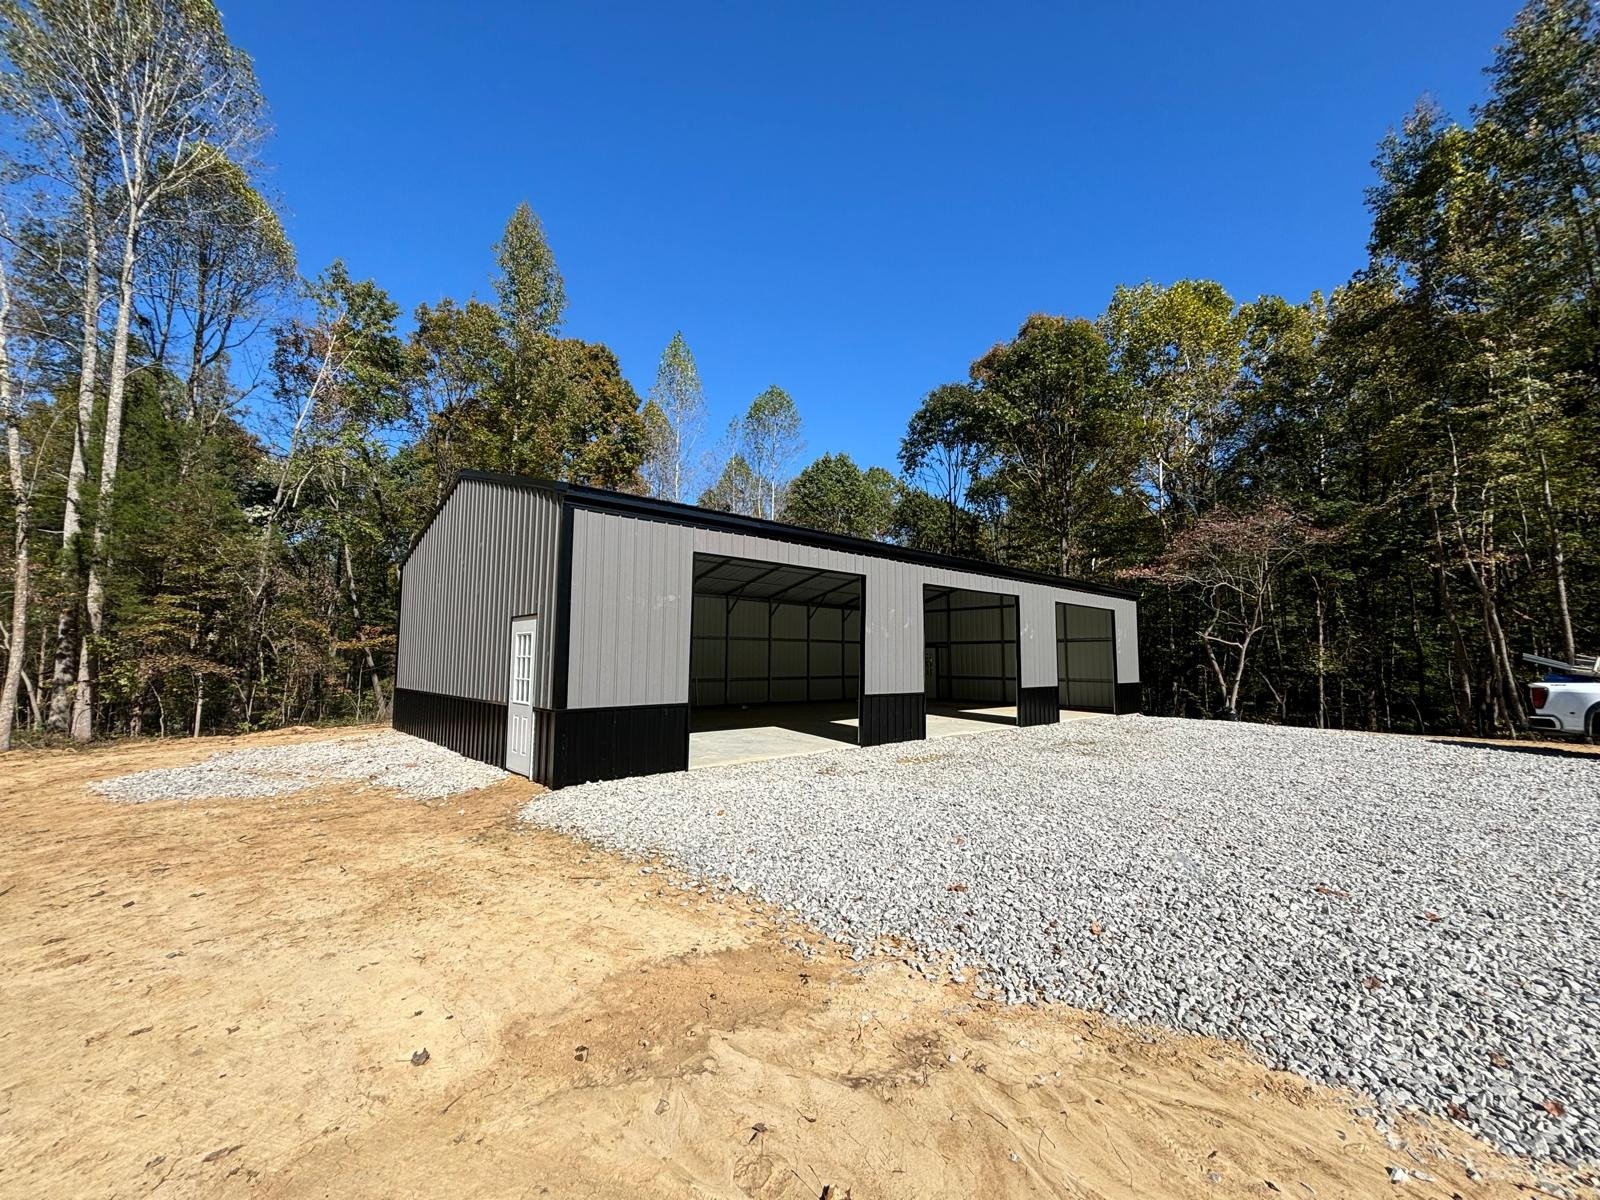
687,701,1106,770
689,702,857,769
927,703,1016,738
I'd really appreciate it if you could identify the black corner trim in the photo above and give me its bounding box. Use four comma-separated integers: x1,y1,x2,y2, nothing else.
1016,685,1060,727
394,688,506,768
549,703,689,789
1115,682,1142,715
551,501,575,710
859,692,926,746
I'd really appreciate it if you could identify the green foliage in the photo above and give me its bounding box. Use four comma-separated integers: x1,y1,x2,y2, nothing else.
899,383,985,555
1101,280,1246,525
411,205,646,492
642,331,706,501
538,337,647,487
732,384,803,519
967,314,1144,574
780,453,895,539
106,369,256,727
493,201,566,341
698,452,758,515
879,3,1600,731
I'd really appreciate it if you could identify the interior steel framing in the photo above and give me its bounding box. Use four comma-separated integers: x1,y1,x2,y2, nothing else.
1056,601,1118,712
922,585,1021,705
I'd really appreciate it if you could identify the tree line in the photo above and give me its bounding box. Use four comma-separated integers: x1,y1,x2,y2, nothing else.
727,0,1600,736
0,0,1594,747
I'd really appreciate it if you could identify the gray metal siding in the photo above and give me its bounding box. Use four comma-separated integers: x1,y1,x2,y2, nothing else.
566,508,1140,709
565,511,693,708
398,477,561,706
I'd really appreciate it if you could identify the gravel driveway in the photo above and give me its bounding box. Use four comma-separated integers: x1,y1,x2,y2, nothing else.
524,715,1600,1167
93,731,506,802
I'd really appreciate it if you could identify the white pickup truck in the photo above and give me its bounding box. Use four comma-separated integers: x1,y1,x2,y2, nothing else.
1524,653,1600,740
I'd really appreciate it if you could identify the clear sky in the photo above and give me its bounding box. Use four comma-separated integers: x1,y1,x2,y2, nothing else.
226,0,1519,478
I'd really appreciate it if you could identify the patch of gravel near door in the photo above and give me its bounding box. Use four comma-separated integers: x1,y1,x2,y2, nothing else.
92,731,507,802
523,715,1600,1168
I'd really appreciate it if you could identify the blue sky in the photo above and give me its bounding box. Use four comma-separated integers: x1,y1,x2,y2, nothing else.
227,1,1518,480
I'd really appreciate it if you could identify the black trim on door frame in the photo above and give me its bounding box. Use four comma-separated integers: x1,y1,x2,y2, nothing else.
1017,685,1060,726
551,502,575,711
859,692,926,745
1014,601,1025,723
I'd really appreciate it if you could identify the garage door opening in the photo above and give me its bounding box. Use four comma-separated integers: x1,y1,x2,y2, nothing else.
1057,602,1116,713
922,585,1022,734
688,553,865,768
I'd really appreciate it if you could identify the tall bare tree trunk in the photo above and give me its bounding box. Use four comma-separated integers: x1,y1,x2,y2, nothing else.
1313,577,1327,729
0,246,29,751
46,202,100,731
1426,497,1477,734
2,480,29,752
69,213,138,741
340,532,387,719
1532,440,1578,664
1445,476,1523,733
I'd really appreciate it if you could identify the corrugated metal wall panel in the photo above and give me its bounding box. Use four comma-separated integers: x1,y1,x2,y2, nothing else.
567,511,694,708
393,687,506,766
565,508,1141,709
859,692,926,744
1018,590,1056,687
398,478,561,706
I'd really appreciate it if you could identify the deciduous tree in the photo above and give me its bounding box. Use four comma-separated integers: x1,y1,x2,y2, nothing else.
732,385,802,519
641,331,705,501
781,453,895,539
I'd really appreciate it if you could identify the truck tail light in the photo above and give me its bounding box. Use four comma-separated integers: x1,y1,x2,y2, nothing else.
1530,685,1549,709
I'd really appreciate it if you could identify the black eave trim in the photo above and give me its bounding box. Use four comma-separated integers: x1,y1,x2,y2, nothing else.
436,469,1137,601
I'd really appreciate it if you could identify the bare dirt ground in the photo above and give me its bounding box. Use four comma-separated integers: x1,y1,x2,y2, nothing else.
1425,733,1600,757
1,727,1588,1199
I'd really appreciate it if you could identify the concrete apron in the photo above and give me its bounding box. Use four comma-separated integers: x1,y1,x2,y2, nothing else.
687,701,1104,770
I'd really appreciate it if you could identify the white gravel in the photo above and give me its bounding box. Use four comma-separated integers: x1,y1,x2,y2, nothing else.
93,731,507,802
523,715,1600,1167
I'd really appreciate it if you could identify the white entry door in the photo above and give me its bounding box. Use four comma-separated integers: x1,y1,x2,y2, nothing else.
505,616,537,777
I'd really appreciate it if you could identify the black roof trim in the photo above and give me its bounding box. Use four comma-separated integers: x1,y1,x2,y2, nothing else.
440,470,1138,601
